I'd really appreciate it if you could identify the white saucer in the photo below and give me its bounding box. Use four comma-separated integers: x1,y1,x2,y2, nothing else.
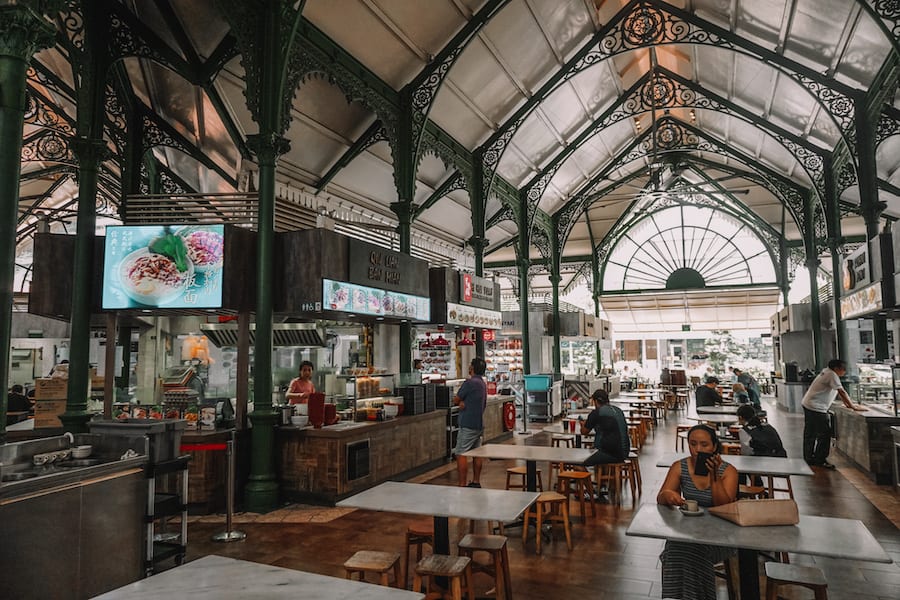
679,506,704,516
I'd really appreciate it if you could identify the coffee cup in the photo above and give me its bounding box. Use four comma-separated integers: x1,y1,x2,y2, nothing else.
683,499,699,512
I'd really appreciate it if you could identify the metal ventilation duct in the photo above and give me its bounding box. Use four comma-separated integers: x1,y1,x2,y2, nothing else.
200,323,325,348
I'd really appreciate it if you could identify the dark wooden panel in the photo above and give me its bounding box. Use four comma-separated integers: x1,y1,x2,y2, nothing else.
29,233,104,320
348,238,429,296
221,225,257,311
276,229,348,312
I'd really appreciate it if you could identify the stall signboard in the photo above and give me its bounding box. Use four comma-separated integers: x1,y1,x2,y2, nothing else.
322,279,430,320
459,273,498,310
347,239,429,296
102,225,224,309
842,244,871,293
840,282,882,319
446,302,502,330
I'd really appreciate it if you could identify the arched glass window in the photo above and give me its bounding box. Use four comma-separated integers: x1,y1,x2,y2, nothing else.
602,205,776,291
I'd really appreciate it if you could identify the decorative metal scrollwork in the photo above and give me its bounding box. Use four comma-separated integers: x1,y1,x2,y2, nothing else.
876,110,900,146
531,226,552,264
24,86,75,136
420,126,473,179
141,113,191,156
61,1,85,51
481,115,525,201
869,0,900,39
836,160,859,196
21,130,75,164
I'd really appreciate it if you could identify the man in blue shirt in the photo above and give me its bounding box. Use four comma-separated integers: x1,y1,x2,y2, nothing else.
581,389,629,466
453,357,488,487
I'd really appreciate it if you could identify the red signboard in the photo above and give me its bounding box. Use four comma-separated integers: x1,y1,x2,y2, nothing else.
462,273,473,302
482,329,495,342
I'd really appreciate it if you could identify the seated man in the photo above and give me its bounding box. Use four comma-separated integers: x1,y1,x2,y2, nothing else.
581,389,629,467
695,376,722,407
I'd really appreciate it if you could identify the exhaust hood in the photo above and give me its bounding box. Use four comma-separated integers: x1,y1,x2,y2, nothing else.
200,323,325,348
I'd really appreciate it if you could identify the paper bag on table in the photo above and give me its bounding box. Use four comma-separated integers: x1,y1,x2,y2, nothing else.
708,498,799,526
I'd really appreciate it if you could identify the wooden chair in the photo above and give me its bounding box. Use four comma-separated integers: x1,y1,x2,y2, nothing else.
413,554,475,600
764,561,828,599
457,534,512,600
343,550,401,588
521,491,572,554
593,462,634,506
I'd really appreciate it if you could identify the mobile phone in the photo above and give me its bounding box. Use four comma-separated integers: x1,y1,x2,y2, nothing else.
694,452,714,476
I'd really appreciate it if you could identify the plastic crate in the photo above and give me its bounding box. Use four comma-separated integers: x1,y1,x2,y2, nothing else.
523,374,553,392
90,419,186,464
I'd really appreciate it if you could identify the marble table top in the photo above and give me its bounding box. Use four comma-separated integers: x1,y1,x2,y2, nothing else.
462,443,595,465
686,413,739,424
612,398,659,405
93,555,424,599
695,405,739,414
654,453,814,476
336,481,539,522
626,503,892,563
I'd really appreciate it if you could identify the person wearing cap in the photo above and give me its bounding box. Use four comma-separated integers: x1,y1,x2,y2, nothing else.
581,389,629,467
695,376,722,408
732,368,761,409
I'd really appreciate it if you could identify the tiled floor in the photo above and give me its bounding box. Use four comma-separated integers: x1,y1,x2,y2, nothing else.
180,397,900,599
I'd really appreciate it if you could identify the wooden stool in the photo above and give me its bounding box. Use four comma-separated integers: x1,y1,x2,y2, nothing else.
457,534,512,600
628,451,642,496
551,434,574,448
521,491,572,554
764,474,795,499
765,561,828,600
557,469,595,521
413,554,474,600
739,484,768,499
404,518,434,589
505,465,543,491
343,550,401,587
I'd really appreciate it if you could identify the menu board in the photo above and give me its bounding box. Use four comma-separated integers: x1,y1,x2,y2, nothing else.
102,225,224,309
446,302,502,330
840,282,882,319
322,279,430,320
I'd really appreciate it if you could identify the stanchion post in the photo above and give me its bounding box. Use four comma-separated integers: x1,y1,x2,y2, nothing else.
212,433,246,542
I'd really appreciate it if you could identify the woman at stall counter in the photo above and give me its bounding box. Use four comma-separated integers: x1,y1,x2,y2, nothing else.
657,424,738,600
286,361,315,404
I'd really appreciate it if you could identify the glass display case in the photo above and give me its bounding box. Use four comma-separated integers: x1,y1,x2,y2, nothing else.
849,364,898,416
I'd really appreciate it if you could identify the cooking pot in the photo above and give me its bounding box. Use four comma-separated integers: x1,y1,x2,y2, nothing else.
281,405,295,425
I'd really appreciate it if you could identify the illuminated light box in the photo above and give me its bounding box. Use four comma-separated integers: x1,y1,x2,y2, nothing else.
322,279,430,321
102,225,225,309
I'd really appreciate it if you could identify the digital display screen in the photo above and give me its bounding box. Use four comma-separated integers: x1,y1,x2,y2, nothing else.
102,225,224,309
322,279,430,320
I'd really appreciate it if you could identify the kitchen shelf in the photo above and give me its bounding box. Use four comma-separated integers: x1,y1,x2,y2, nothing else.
144,456,190,576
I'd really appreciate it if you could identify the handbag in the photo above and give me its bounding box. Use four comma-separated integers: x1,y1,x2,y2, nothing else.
708,498,799,526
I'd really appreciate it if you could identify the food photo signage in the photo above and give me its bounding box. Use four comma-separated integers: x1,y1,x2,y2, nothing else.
446,302,502,330
102,225,225,309
459,273,498,310
840,281,882,319
322,279,430,320
347,239,428,296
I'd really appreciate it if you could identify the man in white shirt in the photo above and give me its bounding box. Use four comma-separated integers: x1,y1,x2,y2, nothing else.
800,359,866,469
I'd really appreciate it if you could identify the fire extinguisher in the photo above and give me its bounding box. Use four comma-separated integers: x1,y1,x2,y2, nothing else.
503,401,515,431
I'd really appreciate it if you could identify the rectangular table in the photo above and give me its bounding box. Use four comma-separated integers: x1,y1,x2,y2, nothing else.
695,405,739,414
656,452,812,498
337,481,539,558
626,503,892,599
462,443,595,492
93,554,425,599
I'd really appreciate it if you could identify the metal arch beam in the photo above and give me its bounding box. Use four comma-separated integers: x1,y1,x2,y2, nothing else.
136,102,237,187
858,0,900,56
520,66,831,227
412,171,467,221
316,120,387,193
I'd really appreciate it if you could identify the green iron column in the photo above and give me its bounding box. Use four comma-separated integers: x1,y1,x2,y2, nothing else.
468,234,489,358
60,136,108,434
549,223,562,378
803,191,823,370
824,156,847,361
390,201,413,374
0,2,57,439
856,106,889,361
517,257,531,375
244,133,289,514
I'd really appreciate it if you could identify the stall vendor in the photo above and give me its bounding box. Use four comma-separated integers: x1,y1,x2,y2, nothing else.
286,361,315,404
